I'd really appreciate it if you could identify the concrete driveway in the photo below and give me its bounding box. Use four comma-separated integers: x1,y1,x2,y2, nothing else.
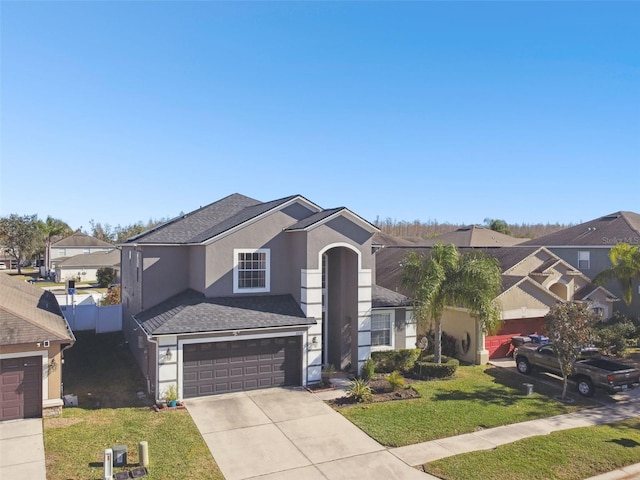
0,418,46,480
187,387,433,480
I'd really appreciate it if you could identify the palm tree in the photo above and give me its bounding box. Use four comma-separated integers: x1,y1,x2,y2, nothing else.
38,216,72,273
593,243,640,306
401,243,503,363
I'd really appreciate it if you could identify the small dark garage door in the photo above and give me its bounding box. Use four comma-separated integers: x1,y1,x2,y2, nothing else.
1,357,42,421
183,336,302,398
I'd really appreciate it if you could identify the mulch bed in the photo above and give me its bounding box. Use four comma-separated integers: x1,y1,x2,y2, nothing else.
329,374,421,406
152,402,187,412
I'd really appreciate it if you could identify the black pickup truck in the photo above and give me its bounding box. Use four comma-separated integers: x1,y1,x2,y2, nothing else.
514,343,640,397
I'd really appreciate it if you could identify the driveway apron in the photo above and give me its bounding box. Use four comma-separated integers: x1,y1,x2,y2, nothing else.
0,418,47,480
187,387,432,480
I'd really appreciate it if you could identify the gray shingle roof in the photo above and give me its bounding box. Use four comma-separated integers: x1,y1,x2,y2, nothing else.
285,208,344,231
372,285,410,308
0,273,74,345
52,232,114,248
374,246,541,296
135,290,315,335
57,249,120,268
124,194,303,244
420,225,526,247
522,211,640,247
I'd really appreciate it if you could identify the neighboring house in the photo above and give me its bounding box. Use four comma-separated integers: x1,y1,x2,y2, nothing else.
522,211,640,317
0,273,75,420
50,232,114,271
0,252,17,270
54,249,121,283
120,193,378,401
418,225,526,247
375,246,617,364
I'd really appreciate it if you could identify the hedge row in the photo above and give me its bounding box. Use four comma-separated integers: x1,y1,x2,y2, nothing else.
413,355,459,379
371,349,421,373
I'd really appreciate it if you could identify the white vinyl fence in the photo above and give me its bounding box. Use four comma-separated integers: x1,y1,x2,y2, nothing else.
60,303,122,333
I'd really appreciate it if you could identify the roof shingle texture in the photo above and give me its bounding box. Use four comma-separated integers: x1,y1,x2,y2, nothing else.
57,249,120,268
372,285,410,308
420,226,526,247
125,194,302,244
135,290,316,335
522,212,640,247
285,208,344,231
52,232,114,248
0,273,74,345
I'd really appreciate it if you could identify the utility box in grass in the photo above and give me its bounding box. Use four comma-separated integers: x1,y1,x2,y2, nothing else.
113,445,127,467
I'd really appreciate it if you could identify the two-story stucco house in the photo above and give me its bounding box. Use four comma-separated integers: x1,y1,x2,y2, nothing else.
522,211,640,317
120,194,380,401
50,232,114,273
375,246,618,363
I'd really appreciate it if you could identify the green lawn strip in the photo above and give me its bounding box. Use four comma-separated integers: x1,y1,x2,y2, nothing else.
45,332,224,479
44,407,223,480
424,418,640,480
339,365,595,447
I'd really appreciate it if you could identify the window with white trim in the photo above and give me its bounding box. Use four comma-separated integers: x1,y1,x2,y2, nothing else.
578,251,590,270
371,312,393,348
233,249,270,293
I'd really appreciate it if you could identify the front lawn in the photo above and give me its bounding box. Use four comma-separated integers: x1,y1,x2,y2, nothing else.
424,417,640,480
45,407,221,480
44,331,224,480
339,365,595,447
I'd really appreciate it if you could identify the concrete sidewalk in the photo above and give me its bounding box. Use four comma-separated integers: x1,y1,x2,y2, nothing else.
318,373,640,479
389,401,640,466
0,418,46,480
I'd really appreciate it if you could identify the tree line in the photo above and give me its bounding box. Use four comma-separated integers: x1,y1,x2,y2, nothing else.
374,216,570,240
0,214,167,273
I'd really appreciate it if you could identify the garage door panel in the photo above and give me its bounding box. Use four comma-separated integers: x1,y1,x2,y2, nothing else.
183,337,301,398
1,357,42,421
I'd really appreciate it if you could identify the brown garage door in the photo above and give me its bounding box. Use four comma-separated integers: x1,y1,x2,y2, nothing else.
1,357,42,421
183,337,302,398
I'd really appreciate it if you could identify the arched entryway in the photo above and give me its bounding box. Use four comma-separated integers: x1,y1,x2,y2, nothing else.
322,246,359,371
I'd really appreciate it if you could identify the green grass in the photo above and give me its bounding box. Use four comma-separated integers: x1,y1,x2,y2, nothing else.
45,407,221,480
44,332,224,480
424,417,640,480
339,365,595,447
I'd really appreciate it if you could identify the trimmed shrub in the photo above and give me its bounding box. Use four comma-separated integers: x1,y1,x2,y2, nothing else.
413,355,459,379
360,358,375,381
593,319,636,356
371,349,421,374
386,370,406,392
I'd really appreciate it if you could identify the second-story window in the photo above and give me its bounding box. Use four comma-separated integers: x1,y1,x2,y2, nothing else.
578,251,590,270
233,249,270,293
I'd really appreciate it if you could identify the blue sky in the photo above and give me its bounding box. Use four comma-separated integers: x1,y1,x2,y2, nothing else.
1,1,638,231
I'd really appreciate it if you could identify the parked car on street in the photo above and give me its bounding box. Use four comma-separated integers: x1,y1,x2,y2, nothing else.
514,343,640,397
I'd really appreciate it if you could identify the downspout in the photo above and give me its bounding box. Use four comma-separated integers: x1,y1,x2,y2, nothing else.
132,314,159,399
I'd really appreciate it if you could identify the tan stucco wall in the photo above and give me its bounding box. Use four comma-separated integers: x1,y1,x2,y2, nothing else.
0,342,67,402
440,309,478,364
